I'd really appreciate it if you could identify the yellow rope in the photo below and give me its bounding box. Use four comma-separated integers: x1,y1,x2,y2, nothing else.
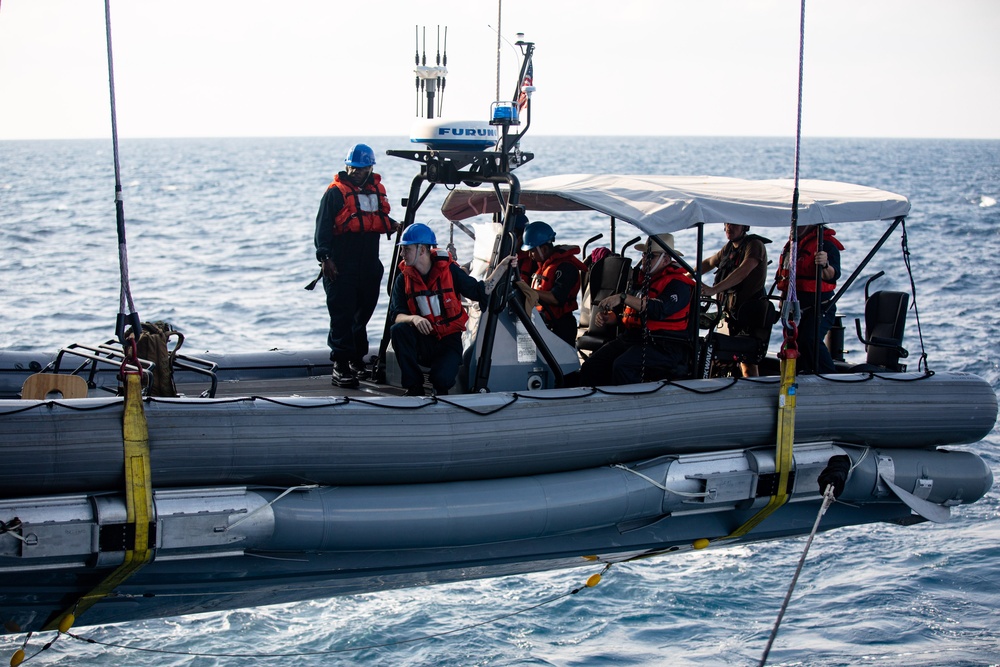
43,373,154,632
719,354,797,541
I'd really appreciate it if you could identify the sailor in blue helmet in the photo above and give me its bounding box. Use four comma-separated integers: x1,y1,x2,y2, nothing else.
389,223,515,396
520,221,588,346
314,143,399,387
512,212,537,283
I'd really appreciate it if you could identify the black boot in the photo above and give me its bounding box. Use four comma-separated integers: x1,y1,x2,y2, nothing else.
349,359,370,381
331,360,359,388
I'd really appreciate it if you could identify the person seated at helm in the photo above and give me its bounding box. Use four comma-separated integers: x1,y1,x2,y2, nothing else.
389,223,514,396
700,223,772,377
575,233,695,386
520,221,588,346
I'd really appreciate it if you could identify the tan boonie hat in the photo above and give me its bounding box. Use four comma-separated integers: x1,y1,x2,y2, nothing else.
635,232,683,257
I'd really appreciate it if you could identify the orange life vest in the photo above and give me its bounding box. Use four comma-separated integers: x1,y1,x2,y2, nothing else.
621,265,695,333
517,250,536,283
328,172,393,235
775,227,845,294
400,251,469,339
530,245,588,322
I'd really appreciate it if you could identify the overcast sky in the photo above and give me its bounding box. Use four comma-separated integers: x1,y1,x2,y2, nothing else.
1,0,997,140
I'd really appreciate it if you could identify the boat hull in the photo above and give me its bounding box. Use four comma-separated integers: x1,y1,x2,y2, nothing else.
0,442,992,634
0,372,995,495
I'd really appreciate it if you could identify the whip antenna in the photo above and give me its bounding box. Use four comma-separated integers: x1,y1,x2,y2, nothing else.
495,0,502,101
413,25,448,119
439,26,448,116
414,26,420,115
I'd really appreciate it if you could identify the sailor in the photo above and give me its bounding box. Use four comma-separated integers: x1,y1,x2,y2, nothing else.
389,223,514,396
775,225,844,374
700,223,774,376
520,221,588,346
576,233,695,386
314,143,399,388
513,213,536,283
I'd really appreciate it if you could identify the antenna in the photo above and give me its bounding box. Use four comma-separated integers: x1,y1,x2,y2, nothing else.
414,26,420,116
440,27,448,117
413,24,449,119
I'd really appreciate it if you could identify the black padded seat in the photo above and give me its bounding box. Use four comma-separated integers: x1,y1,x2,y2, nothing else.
851,290,909,372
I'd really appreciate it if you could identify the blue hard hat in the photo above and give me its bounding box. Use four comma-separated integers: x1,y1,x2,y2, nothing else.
399,223,437,246
520,221,556,251
344,143,376,168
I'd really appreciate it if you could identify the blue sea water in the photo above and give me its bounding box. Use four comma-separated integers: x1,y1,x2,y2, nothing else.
1,136,998,666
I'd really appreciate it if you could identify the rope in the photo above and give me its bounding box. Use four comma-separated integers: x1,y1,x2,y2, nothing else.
725,0,808,544
638,257,654,382
611,463,711,498
899,218,930,372
720,346,796,541
226,484,320,530
779,0,807,342
103,0,141,346
758,485,836,666
1,370,940,421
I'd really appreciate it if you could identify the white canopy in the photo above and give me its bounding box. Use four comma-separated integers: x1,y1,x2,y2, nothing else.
440,174,910,237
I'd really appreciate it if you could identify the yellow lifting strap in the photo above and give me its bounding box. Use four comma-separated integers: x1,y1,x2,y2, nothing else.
720,354,797,541
43,373,154,632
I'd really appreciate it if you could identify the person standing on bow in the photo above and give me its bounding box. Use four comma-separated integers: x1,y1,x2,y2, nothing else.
774,225,844,374
389,223,514,396
519,221,588,346
700,223,773,377
576,233,695,386
314,143,398,388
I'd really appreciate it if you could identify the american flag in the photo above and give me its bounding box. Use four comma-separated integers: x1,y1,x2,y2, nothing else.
517,61,533,111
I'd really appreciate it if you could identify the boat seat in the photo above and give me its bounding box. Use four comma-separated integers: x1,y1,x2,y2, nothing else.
700,332,763,378
852,290,909,372
21,373,89,400
577,254,632,353
697,296,775,377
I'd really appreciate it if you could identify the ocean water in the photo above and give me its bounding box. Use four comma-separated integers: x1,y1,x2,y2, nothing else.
1,136,998,666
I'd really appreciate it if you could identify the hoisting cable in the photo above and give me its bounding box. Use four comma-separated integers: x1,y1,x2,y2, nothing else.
39,0,155,636
720,0,806,542
757,485,836,666
103,0,142,347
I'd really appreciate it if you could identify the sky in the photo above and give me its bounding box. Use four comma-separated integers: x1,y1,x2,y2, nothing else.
0,0,998,140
